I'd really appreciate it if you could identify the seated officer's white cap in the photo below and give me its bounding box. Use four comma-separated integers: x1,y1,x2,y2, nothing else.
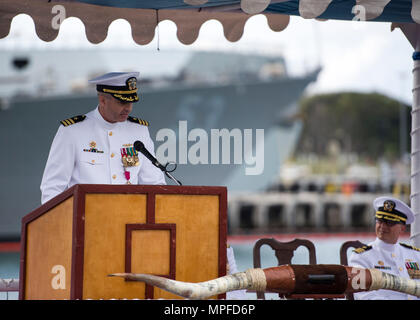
89,72,140,103
374,196,415,225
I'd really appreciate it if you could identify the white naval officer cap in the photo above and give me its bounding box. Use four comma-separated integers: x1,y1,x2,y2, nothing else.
89,72,140,103
373,196,415,225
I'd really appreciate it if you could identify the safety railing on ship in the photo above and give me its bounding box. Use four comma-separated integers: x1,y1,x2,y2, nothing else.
0,278,19,300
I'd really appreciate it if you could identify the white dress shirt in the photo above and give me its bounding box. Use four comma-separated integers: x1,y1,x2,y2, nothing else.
349,237,420,300
226,246,247,300
40,106,166,203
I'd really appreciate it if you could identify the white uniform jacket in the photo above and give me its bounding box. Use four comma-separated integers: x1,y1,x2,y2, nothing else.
226,246,247,300
40,107,166,204
349,238,420,300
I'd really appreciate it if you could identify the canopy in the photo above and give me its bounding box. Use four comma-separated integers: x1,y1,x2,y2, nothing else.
0,0,418,45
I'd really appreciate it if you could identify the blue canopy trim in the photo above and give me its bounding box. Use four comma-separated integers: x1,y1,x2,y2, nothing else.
75,0,415,23
75,0,239,10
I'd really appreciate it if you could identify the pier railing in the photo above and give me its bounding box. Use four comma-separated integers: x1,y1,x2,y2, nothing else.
0,278,19,300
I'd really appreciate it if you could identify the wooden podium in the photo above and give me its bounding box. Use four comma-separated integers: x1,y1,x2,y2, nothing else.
19,184,227,300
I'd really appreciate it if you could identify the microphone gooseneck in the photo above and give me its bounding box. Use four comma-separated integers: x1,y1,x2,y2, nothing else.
134,140,182,185
134,140,166,171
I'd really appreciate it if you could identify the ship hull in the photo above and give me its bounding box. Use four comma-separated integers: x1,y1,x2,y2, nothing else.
0,73,317,239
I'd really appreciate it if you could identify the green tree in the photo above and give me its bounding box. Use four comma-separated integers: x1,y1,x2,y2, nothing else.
295,92,411,161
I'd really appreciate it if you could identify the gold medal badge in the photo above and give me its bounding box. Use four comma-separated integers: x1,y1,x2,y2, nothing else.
121,146,139,167
405,261,420,279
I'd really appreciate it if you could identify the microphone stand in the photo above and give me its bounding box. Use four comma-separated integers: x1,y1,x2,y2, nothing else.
160,161,182,186
134,140,182,185
164,170,182,186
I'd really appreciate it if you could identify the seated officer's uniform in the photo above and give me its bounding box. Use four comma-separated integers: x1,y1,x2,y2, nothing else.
40,72,166,204
349,196,420,300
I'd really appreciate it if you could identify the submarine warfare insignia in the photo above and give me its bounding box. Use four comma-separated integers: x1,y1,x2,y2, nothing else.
83,141,104,153
374,260,391,270
121,146,139,167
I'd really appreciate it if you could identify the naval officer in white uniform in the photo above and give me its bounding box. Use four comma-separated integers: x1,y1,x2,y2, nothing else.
349,196,420,300
40,72,166,204
40,72,245,299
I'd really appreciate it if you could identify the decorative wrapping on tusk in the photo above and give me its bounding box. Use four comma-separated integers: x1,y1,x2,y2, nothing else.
369,268,420,297
245,268,267,292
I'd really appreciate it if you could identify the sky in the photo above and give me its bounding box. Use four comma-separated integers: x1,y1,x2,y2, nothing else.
0,12,415,104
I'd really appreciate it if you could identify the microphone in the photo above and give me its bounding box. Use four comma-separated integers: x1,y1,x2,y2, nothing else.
134,140,166,171
134,140,182,186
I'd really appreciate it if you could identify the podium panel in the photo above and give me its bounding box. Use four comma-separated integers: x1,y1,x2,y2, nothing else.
24,197,74,299
154,194,220,299
20,185,227,300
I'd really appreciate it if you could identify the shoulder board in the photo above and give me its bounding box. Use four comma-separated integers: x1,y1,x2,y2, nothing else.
60,115,86,127
128,116,149,126
400,243,420,252
353,245,372,254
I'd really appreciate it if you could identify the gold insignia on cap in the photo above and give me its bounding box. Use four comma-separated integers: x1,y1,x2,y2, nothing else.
383,200,395,212
127,77,137,90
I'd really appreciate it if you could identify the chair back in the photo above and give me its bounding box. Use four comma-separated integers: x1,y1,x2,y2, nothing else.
253,238,317,299
339,240,366,300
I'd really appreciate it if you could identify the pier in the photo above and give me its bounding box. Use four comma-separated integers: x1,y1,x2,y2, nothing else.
228,189,410,234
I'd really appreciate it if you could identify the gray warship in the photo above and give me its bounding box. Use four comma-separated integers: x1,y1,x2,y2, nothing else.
0,49,320,240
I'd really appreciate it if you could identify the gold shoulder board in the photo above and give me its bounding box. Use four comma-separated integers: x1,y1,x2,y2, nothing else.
128,116,149,126
60,115,86,127
353,245,372,254
400,243,420,252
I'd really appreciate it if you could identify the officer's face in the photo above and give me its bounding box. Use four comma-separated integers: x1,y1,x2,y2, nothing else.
375,219,406,244
98,94,133,123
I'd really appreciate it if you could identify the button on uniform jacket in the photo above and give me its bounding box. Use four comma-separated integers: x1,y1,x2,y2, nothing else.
40,107,166,204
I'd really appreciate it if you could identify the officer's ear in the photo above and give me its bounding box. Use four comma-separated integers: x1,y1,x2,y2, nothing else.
399,223,407,233
98,93,109,106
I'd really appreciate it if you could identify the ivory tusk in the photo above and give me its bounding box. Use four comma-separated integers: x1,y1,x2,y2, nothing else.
108,268,266,299
368,268,420,297
109,264,420,299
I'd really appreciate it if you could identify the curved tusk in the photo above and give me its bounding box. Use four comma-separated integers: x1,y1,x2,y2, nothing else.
368,268,420,297
109,265,420,299
108,268,266,299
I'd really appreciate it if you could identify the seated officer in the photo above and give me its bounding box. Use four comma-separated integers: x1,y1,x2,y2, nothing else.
349,196,420,300
40,72,166,204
